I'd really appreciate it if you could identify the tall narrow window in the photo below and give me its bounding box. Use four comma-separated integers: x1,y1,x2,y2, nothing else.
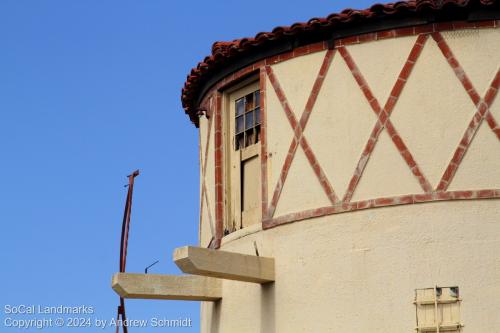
225,80,261,235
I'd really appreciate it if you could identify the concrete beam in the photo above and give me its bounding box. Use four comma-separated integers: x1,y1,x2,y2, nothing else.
173,246,275,284
111,273,222,301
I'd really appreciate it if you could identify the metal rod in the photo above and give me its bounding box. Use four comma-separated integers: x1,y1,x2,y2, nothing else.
145,260,159,274
116,169,139,333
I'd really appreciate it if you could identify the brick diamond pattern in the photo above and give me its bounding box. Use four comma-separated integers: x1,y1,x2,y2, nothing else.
199,99,215,246
431,32,500,191
262,30,500,222
199,22,500,239
265,50,337,219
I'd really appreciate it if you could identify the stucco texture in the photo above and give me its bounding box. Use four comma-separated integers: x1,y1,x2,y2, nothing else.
198,26,500,332
202,200,500,332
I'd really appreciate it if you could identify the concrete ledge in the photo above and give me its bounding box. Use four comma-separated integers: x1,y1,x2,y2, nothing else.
173,246,275,284
111,273,222,301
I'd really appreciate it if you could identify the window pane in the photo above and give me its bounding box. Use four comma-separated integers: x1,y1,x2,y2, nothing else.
236,133,244,150
236,98,245,116
245,111,254,130
245,129,254,147
245,93,254,112
236,115,244,133
234,89,261,151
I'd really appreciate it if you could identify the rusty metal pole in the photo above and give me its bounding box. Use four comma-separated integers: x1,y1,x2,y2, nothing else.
116,170,139,333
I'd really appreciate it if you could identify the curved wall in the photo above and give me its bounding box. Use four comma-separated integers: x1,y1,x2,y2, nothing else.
203,201,499,332
197,22,500,332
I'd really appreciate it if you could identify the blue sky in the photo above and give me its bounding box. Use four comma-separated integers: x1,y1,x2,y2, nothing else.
0,1,375,331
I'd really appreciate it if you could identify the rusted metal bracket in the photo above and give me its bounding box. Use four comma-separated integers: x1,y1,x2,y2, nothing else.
116,170,139,333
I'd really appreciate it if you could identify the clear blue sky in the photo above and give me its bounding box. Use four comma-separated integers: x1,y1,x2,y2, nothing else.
0,1,375,331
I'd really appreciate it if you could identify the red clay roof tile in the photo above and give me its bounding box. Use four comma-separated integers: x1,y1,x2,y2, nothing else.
181,0,498,126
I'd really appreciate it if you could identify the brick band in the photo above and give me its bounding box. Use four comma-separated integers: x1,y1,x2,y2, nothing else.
198,21,500,245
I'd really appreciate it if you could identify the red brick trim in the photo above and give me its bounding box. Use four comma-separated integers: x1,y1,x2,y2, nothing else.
202,104,214,182
263,189,500,229
265,49,337,218
199,98,214,247
432,32,500,191
201,182,215,240
339,34,432,202
260,68,269,219
197,20,499,115
334,21,499,48
195,20,500,240
486,112,500,140
198,129,203,244
214,93,224,248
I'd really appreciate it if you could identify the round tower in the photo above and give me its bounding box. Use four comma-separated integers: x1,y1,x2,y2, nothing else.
181,1,500,331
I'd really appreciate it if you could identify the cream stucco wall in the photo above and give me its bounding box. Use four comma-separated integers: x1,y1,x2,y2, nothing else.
199,105,216,248
198,26,500,332
202,200,500,332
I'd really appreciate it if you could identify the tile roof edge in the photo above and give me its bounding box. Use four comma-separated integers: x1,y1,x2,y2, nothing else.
181,0,499,127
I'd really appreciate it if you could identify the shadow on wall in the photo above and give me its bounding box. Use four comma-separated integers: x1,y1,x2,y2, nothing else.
209,300,221,332
261,282,275,333
207,282,275,332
